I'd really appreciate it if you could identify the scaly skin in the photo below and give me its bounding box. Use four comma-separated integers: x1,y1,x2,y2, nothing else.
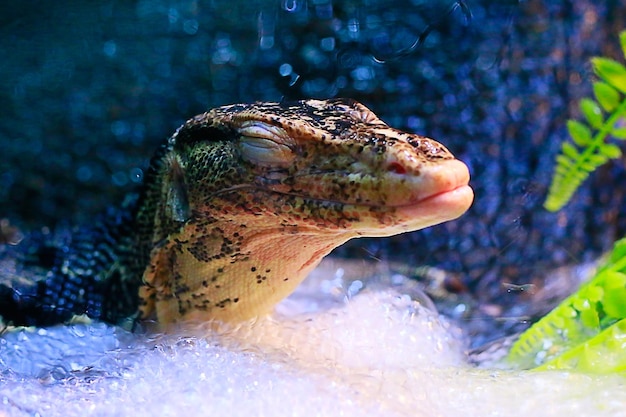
0,98,473,328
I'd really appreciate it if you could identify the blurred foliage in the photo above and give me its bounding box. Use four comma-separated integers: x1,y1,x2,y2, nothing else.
507,31,626,373
545,30,626,211
507,237,626,372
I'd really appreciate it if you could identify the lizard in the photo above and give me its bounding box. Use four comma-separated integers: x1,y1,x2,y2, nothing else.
0,98,473,328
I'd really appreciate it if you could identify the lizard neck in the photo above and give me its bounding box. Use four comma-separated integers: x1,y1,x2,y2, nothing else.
139,219,353,324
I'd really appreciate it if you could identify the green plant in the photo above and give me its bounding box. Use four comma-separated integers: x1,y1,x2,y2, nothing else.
544,30,626,211
506,237,626,372
505,30,626,373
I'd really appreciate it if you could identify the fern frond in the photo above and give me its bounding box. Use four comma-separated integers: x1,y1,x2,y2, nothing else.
506,237,626,371
544,30,626,212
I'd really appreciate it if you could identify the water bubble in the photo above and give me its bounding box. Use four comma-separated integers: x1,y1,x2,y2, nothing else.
260,35,275,50
281,0,297,12
183,19,199,35
289,73,300,87
347,280,364,297
320,37,335,51
103,41,117,57
111,171,128,187
129,167,144,184
76,166,93,183
168,7,179,24
351,66,374,81
347,18,359,33
279,63,293,76
111,120,130,137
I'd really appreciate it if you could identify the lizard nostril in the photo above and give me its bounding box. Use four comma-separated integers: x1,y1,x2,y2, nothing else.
387,161,407,175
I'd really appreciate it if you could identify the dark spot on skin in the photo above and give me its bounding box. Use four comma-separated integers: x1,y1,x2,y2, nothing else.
233,298,239,303
174,284,190,296
251,266,257,272
215,298,232,308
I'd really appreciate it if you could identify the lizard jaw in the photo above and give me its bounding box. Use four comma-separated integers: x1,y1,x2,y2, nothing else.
348,158,474,236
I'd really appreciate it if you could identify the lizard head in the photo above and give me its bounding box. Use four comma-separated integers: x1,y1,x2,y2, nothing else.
141,99,473,324
169,98,472,237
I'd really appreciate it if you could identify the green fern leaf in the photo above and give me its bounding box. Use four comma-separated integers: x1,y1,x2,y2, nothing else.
590,153,609,165
592,57,626,93
593,81,620,111
544,30,626,211
612,127,626,139
507,237,626,371
566,120,592,145
580,98,604,128
599,143,622,158
545,93,626,211
561,142,579,158
535,318,626,373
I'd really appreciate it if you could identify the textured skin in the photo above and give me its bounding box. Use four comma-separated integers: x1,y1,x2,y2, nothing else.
0,99,473,328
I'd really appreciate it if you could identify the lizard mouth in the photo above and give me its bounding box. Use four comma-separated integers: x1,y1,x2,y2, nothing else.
390,183,474,231
346,158,474,234
392,158,473,217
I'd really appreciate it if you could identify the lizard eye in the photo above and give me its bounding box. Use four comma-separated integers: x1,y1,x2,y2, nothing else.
238,121,295,167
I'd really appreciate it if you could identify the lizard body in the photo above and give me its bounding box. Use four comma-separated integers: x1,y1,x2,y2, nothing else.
0,99,472,328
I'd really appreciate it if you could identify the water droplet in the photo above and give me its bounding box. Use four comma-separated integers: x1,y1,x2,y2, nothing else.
320,37,335,51
348,18,359,33
168,7,179,24
111,171,128,187
279,63,293,76
111,120,130,137
259,35,274,50
76,166,93,183
183,19,199,35
130,167,144,183
281,0,297,12
103,40,117,57
289,73,300,87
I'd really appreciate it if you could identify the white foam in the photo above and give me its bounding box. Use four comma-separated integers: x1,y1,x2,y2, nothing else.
0,270,625,417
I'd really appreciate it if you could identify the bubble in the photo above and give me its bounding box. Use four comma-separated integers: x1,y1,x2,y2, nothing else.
168,7,179,24
279,63,293,76
347,18,359,33
111,171,128,187
111,120,130,137
102,40,117,57
129,167,144,184
351,66,374,81
183,19,199,35
281,0,298,12
76,166,93,183
320,37,335,51
260,36,275,50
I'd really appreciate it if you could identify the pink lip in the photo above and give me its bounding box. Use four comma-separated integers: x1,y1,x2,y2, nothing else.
395,184,474,226
391,156,474,228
